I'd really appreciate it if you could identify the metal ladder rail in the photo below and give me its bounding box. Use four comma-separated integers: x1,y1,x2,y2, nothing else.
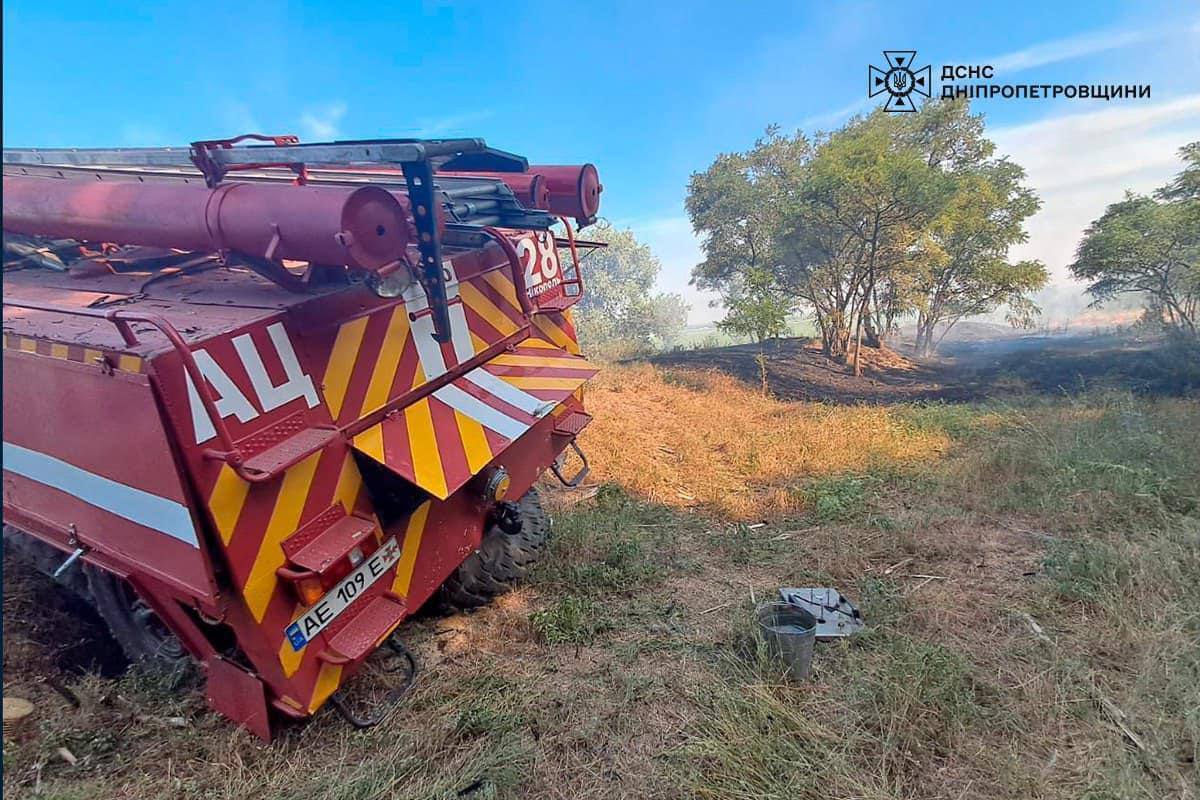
1,162,556,231
2,138,486,173
2,137,499,343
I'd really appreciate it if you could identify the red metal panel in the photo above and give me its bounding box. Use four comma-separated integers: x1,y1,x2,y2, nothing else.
1,351,218,600
206,657,272,741
323,595,407,663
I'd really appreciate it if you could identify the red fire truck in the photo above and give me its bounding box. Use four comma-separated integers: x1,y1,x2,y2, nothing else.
1,135,601,739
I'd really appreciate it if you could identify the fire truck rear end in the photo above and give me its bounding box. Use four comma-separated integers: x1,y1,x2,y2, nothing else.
1,136,601,739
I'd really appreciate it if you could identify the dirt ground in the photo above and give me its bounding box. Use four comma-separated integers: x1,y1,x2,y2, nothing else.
3,334,1198,799
651,330,1200,403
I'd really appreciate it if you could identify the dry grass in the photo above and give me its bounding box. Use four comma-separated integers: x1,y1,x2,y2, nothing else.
579,363,951,519
3,364,1198,800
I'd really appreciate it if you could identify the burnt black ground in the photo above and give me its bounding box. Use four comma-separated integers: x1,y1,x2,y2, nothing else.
650,331,1200,404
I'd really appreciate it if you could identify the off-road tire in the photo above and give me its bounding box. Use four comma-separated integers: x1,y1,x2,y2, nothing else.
4,524,191,671
85,564,191,671
440,487,551,609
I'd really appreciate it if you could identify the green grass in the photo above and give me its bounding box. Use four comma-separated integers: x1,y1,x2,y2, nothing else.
674,392,1200,799
5,390,1198,800
804,474,878,521
529,595,605,646
1041,538,1129,605
970,392,1200,524
953,392,1200,797
897,401,995,441
534,484,679,597
704,522,788,566
678,597,990,799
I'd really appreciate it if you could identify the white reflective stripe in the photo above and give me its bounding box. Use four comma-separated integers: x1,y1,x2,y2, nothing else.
466,368,544,416
446,293,477,363
2,442,199,547
409,310,449,382
444,292,545,416
403,274,450,382
406,261,543,423
432,383,530,440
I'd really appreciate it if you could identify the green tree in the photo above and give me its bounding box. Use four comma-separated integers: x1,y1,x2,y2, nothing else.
715,268,794,343
1072,143,1200,336
903,102,1048,355
687,128,811,345
787,109,952,372
569,220,689,354
909,159,1048,355
687,99,1048,370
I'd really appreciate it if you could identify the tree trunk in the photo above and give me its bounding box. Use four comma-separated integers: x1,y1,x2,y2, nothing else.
863,315,882,348
914,312,936,357
851,302,865,377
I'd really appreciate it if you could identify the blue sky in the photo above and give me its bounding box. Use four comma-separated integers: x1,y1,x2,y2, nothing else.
5,1,1199,323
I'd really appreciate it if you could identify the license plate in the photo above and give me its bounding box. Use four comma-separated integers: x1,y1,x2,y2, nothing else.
284,537,402,652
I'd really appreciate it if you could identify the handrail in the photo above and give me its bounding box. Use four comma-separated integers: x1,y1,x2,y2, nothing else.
479,226,534,315
556,216,585,302
3,299,264,482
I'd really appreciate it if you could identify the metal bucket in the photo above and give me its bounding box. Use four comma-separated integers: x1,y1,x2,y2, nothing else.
756,601,817,679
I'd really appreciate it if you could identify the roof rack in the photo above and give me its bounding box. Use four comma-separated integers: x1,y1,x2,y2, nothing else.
3,135,555,342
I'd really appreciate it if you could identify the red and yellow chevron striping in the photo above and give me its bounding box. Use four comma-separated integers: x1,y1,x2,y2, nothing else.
189,256,591,720
531,309,582,355
316,268,536,429
484,337,595,404
349,335,595,499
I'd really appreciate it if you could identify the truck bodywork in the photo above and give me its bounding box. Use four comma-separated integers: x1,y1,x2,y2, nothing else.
1,137,599,738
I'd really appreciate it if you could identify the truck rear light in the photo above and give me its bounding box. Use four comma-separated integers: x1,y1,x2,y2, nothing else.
295,574,325,606
275,568,330,607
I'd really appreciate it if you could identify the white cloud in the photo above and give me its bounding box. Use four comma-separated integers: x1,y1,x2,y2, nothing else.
993,94,1200,284
983,24,1179,74
413,110,494,137
299,102,347,140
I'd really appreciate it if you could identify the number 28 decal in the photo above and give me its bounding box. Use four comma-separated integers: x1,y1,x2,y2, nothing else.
517,231,562,298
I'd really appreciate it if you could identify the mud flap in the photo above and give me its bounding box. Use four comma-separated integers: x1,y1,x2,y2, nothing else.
206,656,271,741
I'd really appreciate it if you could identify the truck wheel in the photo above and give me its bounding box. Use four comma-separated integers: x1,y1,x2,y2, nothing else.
441,487,550,609
85,565,191,670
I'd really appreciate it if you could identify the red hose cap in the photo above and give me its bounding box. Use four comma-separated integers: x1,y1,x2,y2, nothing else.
529,164,602,221
338,186,412,271
577,163,601,219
